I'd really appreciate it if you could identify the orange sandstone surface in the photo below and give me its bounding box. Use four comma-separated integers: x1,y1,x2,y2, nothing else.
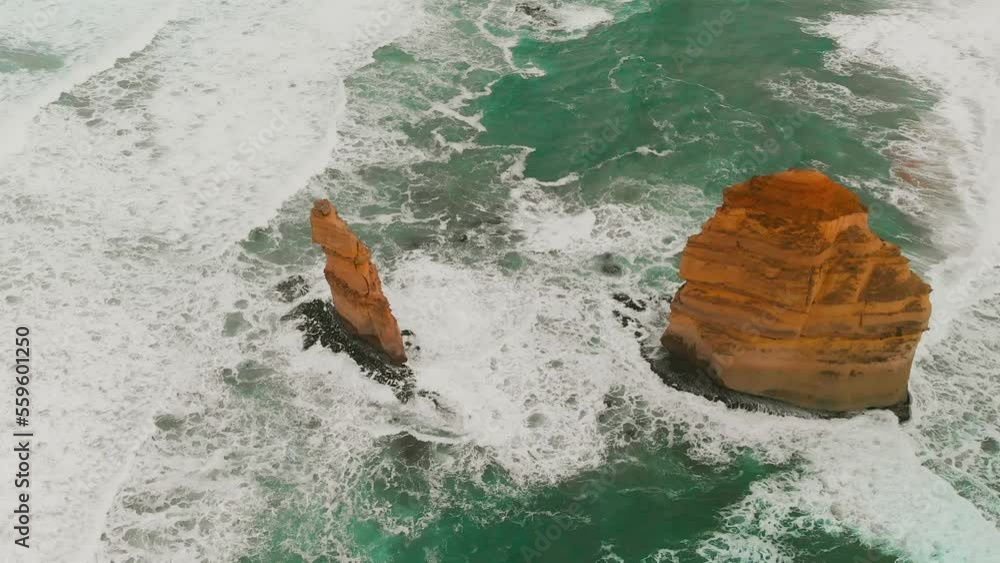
661,170,931,412
311,199,407,364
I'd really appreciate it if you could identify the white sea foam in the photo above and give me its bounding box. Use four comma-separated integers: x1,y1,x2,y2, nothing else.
455,1,1000,559
549,4,614,32
659,0,1000,558
805,0,1000,531
284,0,999,558
219,0,1000,558
496,165,1000,562
4,0,998,560
333,4,1000,558
0,0,180,158
0,0,419,560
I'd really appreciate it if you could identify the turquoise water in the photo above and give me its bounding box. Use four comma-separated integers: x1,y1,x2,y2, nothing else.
232,1,992,562
248,438,899,562
0,46,62,73
3,0,997,560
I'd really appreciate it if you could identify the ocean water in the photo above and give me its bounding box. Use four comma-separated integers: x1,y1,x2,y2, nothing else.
1,0,998,562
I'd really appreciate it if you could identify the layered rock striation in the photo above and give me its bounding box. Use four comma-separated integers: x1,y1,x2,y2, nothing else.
661,170,931,413
311,199,407,364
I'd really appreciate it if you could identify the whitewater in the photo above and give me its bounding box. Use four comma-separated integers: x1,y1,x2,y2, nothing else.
0,0,419,560
1,0,998,561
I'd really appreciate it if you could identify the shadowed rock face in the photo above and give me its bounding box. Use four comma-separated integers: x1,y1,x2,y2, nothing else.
661,170,932,413
311,199,407,364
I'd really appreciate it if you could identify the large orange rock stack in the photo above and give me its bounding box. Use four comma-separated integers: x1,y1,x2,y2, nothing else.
311,199,407,364
661,170,931,412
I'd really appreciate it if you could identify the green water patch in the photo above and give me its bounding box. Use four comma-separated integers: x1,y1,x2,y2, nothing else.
0,44,63,72
231,2,950,559
265,0,937,276
468,0,935,248
241,433,899,562
243,0,939,275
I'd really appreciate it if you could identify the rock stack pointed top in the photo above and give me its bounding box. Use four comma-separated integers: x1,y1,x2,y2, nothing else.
661,170,931,415
311,199,407,364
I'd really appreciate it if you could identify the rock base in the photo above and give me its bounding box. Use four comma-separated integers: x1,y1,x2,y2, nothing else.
283,298,416,402
646,343,912,422
609,292,912,422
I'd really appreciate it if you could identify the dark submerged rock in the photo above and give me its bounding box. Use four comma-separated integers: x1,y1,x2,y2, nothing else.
612,292,647,312
598,252,625,276
515,3,558,26
601,263,623,276
276,275,310,303
402,329,421,353
283,299,415,402
982,438,1000,454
